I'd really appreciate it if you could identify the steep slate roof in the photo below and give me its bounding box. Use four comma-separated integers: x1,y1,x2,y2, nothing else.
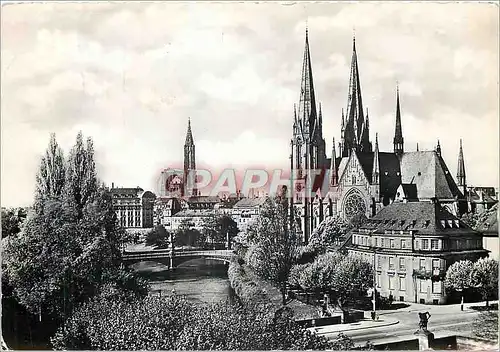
325,157,342,170
399,151,462,201
359,201,475,235
186,196,220,204
233,197,269,208
379,152,401,198
110,187,144,196
355,151,401,199
173,209,213,217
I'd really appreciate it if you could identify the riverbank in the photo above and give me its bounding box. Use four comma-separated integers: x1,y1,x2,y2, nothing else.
227,260,320,320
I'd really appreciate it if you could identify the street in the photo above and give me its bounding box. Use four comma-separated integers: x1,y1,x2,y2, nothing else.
321,301,497,346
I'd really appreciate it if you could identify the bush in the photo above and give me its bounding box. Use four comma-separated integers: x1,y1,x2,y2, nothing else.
227,260,267,304
51,294,358,350
145,225,170,248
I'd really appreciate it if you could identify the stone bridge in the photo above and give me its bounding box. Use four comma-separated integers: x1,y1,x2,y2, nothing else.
122,248,235,269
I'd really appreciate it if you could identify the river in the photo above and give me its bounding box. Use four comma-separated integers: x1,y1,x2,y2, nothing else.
131,258,235,304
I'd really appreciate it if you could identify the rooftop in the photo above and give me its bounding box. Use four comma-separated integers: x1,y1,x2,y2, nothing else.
233,197,269,208
359,200,475,235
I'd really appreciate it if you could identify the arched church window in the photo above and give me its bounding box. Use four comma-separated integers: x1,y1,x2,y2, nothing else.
344,192,366,219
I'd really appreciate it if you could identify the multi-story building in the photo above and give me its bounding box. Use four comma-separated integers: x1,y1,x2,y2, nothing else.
347,200,488,305
110,185,156,228
231,197,268,232
289,29,470,244
170,209,213,231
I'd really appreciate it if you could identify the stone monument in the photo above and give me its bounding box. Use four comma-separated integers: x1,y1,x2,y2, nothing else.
414,311,434,350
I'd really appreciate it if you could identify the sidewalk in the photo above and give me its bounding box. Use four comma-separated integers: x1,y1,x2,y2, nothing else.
308,316,399,335
378,300,498,316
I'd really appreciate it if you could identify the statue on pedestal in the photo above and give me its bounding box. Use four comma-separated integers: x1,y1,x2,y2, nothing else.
415,312,434,350
418,311,431,331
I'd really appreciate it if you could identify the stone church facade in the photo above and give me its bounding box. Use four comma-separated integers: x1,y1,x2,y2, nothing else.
290,31,469,244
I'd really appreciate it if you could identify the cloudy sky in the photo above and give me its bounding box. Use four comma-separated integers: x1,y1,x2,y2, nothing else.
1,2,498,207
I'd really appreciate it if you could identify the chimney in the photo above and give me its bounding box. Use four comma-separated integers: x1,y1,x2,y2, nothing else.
112,182,115,189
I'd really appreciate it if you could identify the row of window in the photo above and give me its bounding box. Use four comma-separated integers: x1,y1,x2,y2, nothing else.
377,275,442,294
353,235,444,251
117,210,143,227
376,255,442,272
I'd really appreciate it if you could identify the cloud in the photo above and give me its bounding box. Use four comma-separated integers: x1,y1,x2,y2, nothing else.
1,2,498,207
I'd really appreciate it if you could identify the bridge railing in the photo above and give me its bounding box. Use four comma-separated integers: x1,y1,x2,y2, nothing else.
122,249,234,260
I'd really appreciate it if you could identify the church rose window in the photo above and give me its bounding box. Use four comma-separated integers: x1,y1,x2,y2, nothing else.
344,192,366,219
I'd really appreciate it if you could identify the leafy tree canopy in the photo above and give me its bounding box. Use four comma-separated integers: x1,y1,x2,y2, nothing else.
51,295,357,351
471,257,498,307
289,252,373,322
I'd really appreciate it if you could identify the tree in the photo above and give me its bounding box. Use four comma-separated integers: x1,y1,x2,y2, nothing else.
1,208,27,238
51,295,358,350
34,133,66,208
175,219,204,247
307,216,350,255
218,215,239,245
145,225,170,249
289,252,373,323
63,132,98,220
200,214,239,247
471,257,498,308
444,260,474,311
244,196,299,305
200,214,218,247
3,133,146,324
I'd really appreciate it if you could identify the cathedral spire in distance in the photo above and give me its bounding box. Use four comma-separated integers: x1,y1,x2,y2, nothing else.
297,26,317,140
394,84,404,156
344,34,370,156
372,133,380,184
436,139,441,156
184,117,196,196
330,137,337,186
185,117,194,146
457,139,466,190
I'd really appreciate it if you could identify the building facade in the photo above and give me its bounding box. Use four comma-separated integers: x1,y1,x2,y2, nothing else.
110,186,156,228
289,30,470,244
347,201,488,304
231,197,268,232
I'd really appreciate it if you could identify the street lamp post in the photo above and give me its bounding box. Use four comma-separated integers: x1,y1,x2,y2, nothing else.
371,232,377,320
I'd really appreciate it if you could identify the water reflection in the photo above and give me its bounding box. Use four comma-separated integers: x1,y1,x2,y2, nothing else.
132,258,235,304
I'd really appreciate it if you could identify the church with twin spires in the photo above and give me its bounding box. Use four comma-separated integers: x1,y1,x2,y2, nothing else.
290,30,469,244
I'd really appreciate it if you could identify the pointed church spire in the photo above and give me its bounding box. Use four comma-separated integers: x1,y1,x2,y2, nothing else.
394,85,404,156
457,139,466,189
297,27,317,140
319,102,323,125
330,137,337,186
436,139,441,156
366,108,369,129
341,108,345,129
344,34,370,156
184,117,196,196
185,117,194,146
372,133,380,184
